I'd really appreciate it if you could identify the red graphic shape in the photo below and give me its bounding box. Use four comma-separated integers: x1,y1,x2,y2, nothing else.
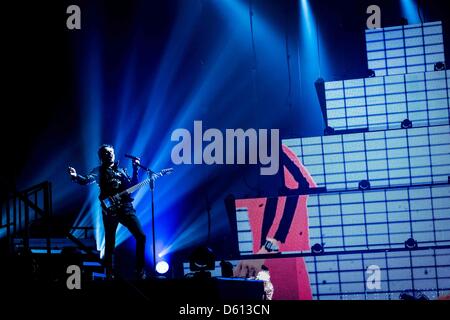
235,144,316,300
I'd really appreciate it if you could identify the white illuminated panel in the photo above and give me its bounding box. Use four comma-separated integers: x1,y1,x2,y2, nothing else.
236,207,254,254
235,184,450,255
324,70,450,131
365,21,444,76
283,125,450,191
306,248,450,300
307,184,450,251
233,183,450,300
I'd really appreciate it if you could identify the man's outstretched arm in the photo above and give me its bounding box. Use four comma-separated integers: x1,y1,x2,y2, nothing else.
68,166,97,185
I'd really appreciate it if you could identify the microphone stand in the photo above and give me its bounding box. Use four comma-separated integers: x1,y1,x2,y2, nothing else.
135,162,157,277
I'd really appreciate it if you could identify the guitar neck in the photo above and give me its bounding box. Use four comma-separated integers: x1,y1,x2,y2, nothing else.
119,171,164,196
118,179,147,197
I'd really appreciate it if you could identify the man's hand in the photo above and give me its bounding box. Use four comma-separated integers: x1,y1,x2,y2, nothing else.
68,166,77,178
233,259,265,278
132,158,140,169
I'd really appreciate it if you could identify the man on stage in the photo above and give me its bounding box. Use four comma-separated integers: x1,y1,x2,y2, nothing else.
68,144,147,280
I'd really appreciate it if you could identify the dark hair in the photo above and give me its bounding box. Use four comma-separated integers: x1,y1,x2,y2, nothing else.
261,265,269,271
97,144,114,159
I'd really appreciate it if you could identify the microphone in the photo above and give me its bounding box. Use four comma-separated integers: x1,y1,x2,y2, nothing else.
125,154,140,161
125,154,149,172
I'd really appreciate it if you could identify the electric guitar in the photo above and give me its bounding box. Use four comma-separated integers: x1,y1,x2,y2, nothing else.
100,168,173,212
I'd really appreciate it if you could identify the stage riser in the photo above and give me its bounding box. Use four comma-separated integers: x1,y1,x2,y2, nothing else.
283,125,450,192
325,70,450,132
366,21,444,77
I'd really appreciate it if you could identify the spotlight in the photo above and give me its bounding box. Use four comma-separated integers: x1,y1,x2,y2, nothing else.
366,69,376,78
405,237,418,250
434,62,446,71
189,246,215,273
358,180,371,190
156,261,170,275
311,243,324,255
401,119,413,129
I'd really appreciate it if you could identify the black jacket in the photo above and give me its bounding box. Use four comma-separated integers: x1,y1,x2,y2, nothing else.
72,161,139,201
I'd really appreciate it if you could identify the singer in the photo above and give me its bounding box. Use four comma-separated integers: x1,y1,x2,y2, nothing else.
67,144,147,280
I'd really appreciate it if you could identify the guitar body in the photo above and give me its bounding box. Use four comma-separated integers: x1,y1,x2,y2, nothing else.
101,194,123,211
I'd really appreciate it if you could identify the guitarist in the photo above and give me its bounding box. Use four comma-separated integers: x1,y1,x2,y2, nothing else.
68,144,147,280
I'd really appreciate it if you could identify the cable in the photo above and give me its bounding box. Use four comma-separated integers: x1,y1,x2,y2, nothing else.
242,170,259,193
248,0,258,107
315,5,322,78
248,0,257,70
417,0,424,24
296,2,304,114
205,193,211,245
285,0,292,110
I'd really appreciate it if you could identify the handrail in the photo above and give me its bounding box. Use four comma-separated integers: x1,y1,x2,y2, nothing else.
2,181,52,254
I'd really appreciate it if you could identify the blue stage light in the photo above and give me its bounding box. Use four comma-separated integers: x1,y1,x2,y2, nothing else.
400,0,421,24
12,0,331,270
298,0,332,133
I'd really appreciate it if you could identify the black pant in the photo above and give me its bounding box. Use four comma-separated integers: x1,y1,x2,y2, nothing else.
102,204,146,274
260,195,299,247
